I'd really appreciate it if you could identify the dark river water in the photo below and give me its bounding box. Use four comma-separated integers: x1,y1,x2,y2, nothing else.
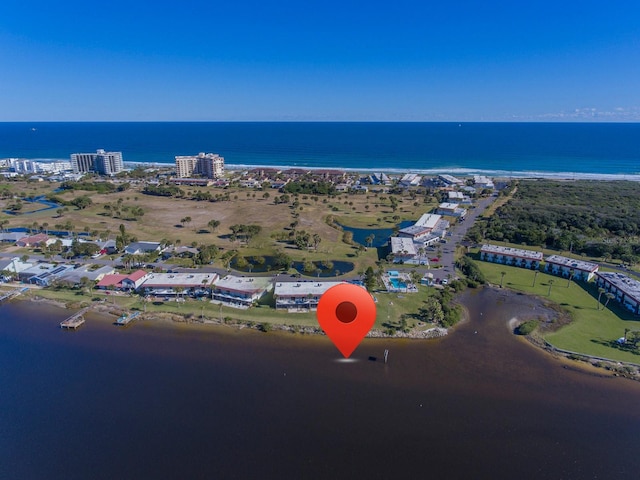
1,288,639,480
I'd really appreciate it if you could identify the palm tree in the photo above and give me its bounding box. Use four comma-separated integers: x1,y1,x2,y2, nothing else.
547,279,554,297
365,234,375,247
567,268,575,287
603,292,615,309
596,287,605,310
500,271,506,288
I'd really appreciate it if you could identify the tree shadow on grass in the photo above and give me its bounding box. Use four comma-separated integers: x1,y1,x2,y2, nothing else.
590,338,640,355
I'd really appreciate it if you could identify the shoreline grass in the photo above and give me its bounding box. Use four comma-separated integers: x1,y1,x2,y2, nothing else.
474,258,640,363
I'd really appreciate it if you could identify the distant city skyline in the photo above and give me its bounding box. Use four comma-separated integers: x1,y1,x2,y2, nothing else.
1,0,639,122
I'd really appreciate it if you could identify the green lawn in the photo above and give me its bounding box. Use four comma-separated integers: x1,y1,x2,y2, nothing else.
21,282,438,332
475,257,640,363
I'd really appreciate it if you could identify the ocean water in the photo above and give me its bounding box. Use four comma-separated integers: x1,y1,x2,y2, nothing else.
1,122,639,179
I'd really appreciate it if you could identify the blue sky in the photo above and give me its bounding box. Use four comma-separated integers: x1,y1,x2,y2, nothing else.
1,0,639,121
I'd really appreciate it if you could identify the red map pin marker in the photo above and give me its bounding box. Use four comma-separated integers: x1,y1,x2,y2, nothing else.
316,283,376,358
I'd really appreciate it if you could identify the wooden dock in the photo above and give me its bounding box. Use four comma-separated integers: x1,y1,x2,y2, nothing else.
60,306,91,330
0,287,29,304
115,311,141,326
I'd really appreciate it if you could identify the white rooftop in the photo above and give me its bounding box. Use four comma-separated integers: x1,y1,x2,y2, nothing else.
214,275,273,292
598,272,640,302
141,272,218,288
438,202,460,210
481,244,543,261
415,213,442,229
391,237,417,255
274,281,345,297
545,255,599,272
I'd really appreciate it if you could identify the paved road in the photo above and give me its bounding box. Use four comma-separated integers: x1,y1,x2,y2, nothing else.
425,193,498,283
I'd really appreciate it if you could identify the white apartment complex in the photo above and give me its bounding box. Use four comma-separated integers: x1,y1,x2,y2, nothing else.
175,152,224,179
71,149,124,176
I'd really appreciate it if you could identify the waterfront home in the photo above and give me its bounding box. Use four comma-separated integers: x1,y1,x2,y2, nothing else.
96,274,129,290
282,168,310,179
400,173,421,187
26,264,76,286
438,174,464,186
0,256,33,276
248,167,281,179
473,175,494,189
57,265,115,287
595,272,640,314
139,272,218,296
480,244,543,269
544,255,599,281
121,269,151,291
314,169,346,182
274,281,345,311
212,275,273,308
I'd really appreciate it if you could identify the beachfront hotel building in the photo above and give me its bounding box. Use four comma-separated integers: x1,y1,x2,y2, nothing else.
71,149,124,176
274,281,345,311
595,272,640,314
175,153,224,179
480,244,543,269
544,255,599,282
212,275,273,308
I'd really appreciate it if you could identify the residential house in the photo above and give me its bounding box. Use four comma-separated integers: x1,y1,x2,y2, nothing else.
16,233,49,247
124,241,162,256
121,270,151,291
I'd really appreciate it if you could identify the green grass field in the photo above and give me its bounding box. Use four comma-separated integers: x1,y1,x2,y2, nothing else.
475,257,640,363
14,281,438,332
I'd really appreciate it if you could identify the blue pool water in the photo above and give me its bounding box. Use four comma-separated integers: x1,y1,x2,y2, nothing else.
389,277,407,289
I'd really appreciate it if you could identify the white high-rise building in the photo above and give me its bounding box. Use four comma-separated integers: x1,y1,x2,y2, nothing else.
70,149,124,176
175,152,224,179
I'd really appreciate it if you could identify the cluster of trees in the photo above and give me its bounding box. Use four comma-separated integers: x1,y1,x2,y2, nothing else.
70,195,93,210
229,224,262,244
142,184,185,197
282,180,336,195
292,230,322,250
61,181,118,194
476,180,640,263
103,199,144,220
455,256,486,286
416,288,461,327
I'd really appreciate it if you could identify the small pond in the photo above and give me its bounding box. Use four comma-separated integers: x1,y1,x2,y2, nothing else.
338,221,413,247
230,255,354,277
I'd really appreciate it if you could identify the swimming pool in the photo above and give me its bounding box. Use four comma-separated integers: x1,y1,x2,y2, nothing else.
389,277,407,289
